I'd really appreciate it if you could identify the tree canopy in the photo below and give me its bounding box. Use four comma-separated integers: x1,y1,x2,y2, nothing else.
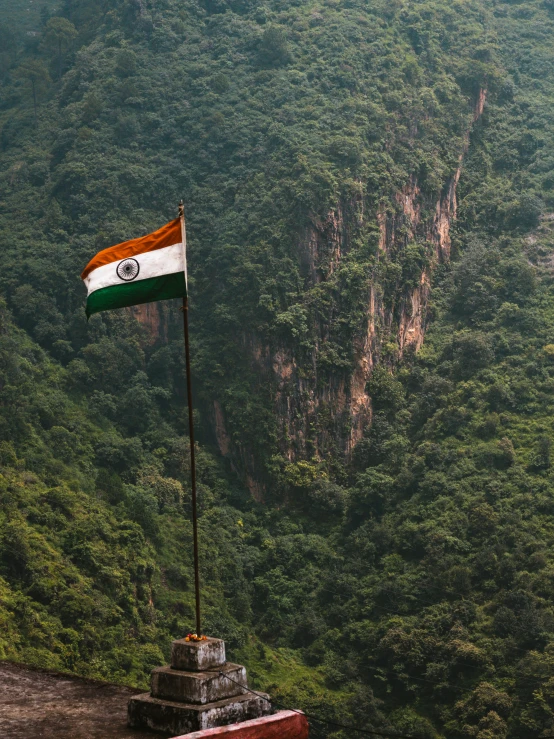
1,0,554,736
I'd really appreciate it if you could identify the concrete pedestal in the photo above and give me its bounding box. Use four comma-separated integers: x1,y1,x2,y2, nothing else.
171,637,226,671
128,692,270,736
128,637,271,736
151,663,247,704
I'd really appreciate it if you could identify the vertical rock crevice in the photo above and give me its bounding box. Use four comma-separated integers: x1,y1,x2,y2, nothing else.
247,90,488,470
129,93,487,495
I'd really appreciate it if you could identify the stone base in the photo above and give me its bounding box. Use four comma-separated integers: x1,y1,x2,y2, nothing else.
171,637,226,671
128,691,271,735
151,663,247,704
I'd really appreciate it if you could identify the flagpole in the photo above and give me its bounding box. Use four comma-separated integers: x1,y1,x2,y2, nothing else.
179,200,201,636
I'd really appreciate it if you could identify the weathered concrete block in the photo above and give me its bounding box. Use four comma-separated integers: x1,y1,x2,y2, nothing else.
171,637,226,672
151,663,247,704
127,691,271,736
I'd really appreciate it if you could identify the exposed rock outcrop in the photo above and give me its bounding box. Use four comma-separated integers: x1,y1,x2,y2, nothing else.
130,300,173,344
130,93,487,496
217,90,488,474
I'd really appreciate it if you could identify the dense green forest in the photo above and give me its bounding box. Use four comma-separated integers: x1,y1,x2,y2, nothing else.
2,0,554,737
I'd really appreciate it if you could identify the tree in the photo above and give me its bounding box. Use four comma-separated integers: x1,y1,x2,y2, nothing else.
14,60,51,122
115,48,137,77
258,27,291,67
0,25,19,79
44,17,77,80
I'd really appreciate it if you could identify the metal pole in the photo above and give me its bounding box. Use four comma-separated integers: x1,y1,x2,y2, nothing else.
179,202,201,636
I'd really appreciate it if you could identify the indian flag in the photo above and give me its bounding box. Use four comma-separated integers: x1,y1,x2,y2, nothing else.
81,218,187,317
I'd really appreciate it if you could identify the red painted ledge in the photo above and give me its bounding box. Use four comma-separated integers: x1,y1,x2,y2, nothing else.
170,710,309,739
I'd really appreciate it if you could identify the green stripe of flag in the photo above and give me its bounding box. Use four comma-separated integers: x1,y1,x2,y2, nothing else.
86,272,186,317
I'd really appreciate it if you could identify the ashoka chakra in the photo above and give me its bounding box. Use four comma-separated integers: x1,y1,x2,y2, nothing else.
117,258,140,281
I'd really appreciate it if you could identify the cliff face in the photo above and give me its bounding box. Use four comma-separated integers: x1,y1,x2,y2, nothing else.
132,95,486,495
130,300,174,345
212,92,487,485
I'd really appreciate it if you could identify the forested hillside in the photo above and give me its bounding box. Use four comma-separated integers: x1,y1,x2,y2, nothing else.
2,0,554,737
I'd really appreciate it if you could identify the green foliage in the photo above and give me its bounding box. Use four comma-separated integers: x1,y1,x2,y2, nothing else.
0,0,504,479
258,26,291,68
43,17,77,79
2,0,554,737
13,60,51,120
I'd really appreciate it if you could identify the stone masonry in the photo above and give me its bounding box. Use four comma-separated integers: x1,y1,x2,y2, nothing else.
128,637,271,736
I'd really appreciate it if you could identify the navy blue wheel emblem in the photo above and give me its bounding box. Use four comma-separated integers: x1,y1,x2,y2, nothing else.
117,258,140,281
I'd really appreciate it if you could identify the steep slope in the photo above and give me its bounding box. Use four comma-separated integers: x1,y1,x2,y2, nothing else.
2,1,554,738
0,0,59,31
0,299,346,723
1,0,499,493
0,298,241,682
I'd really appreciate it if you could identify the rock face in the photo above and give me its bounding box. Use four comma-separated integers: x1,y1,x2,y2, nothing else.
130,300,173,344
128,637,271,736
131,94,487,496
211,91,488,487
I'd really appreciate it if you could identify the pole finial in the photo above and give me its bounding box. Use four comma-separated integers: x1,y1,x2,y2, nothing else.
179,199,184,218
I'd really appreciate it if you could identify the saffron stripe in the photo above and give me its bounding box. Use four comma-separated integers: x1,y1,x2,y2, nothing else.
86,272,186,317
81,218,181,279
